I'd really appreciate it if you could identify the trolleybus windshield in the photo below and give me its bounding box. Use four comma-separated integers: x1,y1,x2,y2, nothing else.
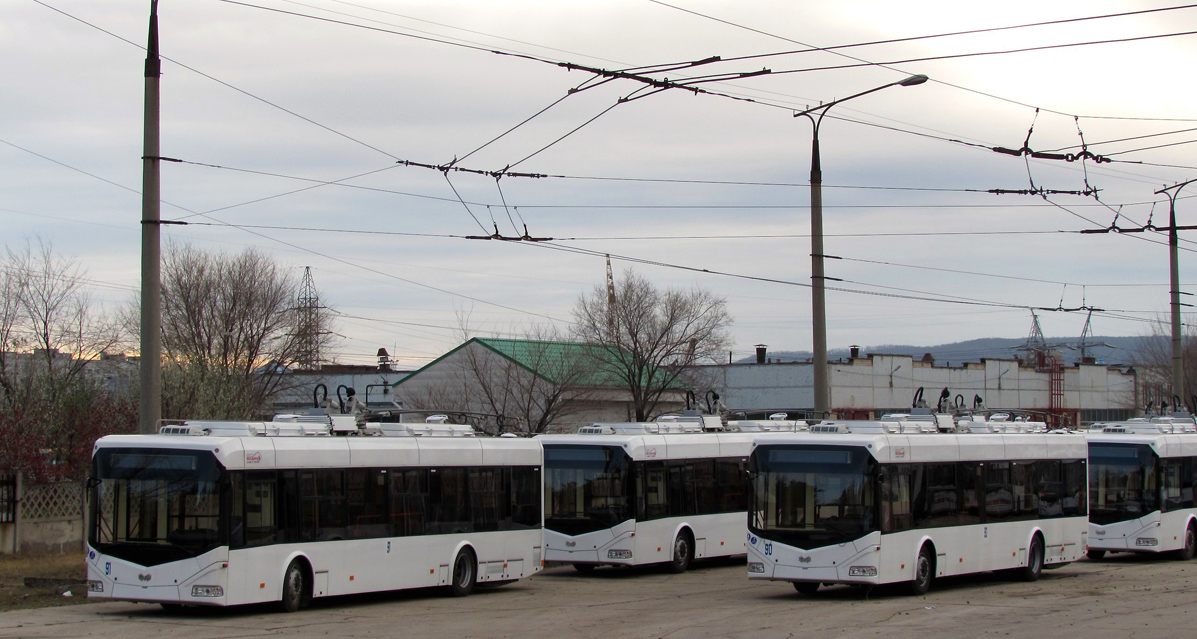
544,445,632,536
1089,443,1159,525
750,445,875,550
90,448,225,566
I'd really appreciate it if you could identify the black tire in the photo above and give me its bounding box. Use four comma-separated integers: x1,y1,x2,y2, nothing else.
572,563,596,573
1018,535,1044,582
449,548,477,597
1177,523,1197,561
1087,549,1106,561
907,545,934,596
665,530,693,574
793,581,819,596
279,559,310,613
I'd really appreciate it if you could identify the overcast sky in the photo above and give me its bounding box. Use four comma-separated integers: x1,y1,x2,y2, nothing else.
4,0,1197,367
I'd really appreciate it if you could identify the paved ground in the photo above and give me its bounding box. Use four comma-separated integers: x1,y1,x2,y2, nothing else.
1,554,1195,639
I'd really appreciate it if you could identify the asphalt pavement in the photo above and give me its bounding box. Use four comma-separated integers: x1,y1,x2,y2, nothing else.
1,554,1194,639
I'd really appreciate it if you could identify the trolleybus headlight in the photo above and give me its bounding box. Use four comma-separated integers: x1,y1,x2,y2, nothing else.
1136,537,1159,547
191,585,224,597
87,580,103,593
747,562,766,574
848,566,878,577
607,549,633,559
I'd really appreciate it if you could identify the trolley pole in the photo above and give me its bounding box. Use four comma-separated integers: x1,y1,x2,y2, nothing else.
138,0,162,434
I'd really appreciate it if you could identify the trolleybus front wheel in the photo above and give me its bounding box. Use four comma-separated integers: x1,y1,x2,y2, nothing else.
280,559,311,613
572,563,596,573
665,529,694,574
792,581,819,596
1086,549,1106,561
907,545,934,596
1178,523,1197,561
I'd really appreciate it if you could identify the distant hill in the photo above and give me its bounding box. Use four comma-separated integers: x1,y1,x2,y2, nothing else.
743,335,1154,367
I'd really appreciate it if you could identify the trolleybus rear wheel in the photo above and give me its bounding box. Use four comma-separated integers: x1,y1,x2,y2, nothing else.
449,548,477,597
1017,535,1044,582
573,563,596,573
1086,549,1106,561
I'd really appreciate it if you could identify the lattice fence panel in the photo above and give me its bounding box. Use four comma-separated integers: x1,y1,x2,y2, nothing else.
21,481,82,521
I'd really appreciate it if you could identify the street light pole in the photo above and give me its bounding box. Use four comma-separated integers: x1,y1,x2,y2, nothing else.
794,74,927,421
1156,177,1197,407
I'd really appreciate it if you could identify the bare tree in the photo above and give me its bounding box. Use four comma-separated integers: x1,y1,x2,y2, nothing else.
151,243,336,420
402,324,599,434
572,269,731,421
0,240,132,480
0,240,121,408
1133,319,1197,413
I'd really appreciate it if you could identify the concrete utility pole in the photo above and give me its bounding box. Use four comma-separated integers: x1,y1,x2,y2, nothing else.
138,0,162,434
793,74,928,421
1157,177,1197,406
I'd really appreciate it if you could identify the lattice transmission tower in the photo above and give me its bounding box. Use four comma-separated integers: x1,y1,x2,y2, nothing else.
296,266,324,370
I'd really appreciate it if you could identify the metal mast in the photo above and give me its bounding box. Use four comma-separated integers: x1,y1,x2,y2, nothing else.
138,0,162,434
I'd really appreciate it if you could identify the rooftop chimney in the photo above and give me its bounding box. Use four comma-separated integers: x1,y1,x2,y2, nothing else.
755,344,767,364
377,347,392,371
849,345,860,359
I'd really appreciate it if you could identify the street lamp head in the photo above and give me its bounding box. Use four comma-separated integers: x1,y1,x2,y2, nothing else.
899,74,929,87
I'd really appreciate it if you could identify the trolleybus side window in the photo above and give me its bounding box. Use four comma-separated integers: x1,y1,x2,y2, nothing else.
1163,458,1194,512
430,468,470,534
1062,459,1087,516
914,463,959,528
717,459,749,513
642,462,669,520
984,462,1014,521
509,467,542,528
1035,460,1063,517
958,462,982,525
244,472,278,546
390,469,427,536
278,470,300,543
300,470,347,541
469,468,502,531
347,469,388,539
880,467,914,533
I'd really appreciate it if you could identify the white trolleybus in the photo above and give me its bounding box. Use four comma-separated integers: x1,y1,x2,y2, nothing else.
539,414,804,573
746,416,1088,595
1087,416,1197,560
86,414,543,611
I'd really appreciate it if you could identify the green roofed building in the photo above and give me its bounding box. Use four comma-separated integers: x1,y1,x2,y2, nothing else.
392,337,690,434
